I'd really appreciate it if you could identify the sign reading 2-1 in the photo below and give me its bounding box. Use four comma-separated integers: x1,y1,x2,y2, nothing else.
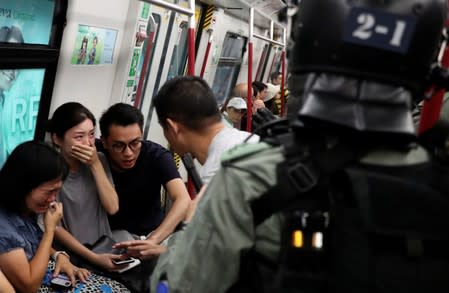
343,7,416,54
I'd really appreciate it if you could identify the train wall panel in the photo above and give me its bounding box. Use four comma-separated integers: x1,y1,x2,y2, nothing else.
50,0,131,132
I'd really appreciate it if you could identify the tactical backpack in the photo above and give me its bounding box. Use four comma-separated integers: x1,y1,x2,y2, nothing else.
233,120,449,293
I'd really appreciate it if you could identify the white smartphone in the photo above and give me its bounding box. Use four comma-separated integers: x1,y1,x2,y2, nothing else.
116,258,141,273
112,258,135,265
51,274,72,288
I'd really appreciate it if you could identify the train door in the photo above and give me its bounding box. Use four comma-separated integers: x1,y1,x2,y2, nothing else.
137,5,189,146
263,45,282,83
211,32,247,106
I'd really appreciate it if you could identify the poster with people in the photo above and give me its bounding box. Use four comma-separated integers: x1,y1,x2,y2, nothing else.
0,0,54,167
71,24,118,65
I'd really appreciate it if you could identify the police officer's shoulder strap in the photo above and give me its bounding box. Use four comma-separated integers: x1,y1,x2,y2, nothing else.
251,126,372,226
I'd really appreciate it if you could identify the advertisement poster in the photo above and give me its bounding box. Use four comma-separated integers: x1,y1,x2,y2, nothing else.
0,68,45,167
0,0,55,45
71,24,118,65
0,0,53,167
123,2,150,104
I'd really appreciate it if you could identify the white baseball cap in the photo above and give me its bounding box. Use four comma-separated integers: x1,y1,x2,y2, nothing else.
227,97,247,110
264,83,281,102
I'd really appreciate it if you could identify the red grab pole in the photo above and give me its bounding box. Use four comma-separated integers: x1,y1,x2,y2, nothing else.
280,49,286,117
200,33,212,78
418,37,449,134
187,27,195,76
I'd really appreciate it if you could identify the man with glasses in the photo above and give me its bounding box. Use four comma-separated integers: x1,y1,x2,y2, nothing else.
97,103,190,248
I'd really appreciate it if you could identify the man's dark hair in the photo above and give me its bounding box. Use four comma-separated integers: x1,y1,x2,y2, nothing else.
47,102,96,139
99,103,144,138
153,76,221,131
252,81,267,97
0,141,68,214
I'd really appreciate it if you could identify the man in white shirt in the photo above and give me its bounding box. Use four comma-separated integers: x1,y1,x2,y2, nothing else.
153,76,259,185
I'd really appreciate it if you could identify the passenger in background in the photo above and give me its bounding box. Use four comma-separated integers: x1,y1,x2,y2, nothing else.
48,102,123,272
231,83,266,132
232,83,248,99
222,97,247,129
252,81,268,101
113,76,259,258
264,83,281,116
0,141,129,292
98,103,190,244
269,72,289,116
270,71,282,86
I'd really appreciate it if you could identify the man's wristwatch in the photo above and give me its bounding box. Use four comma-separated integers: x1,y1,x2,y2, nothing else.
52,251,70,261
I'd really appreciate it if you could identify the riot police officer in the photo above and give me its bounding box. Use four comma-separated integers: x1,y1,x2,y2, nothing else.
151,0,449,292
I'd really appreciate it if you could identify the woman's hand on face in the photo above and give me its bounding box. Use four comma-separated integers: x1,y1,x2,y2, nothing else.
252,99,265,114
44,202,63,233
70,144,99,166
53,255,90,285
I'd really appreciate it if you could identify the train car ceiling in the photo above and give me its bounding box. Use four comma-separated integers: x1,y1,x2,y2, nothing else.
200,0,286,33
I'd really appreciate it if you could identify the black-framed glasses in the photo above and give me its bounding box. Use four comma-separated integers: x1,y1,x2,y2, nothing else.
111,139,143,153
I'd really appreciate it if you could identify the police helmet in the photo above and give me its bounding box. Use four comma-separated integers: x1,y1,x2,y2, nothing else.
288,0,447,135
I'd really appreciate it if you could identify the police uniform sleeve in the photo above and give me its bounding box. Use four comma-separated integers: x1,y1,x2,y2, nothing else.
151,143,283,292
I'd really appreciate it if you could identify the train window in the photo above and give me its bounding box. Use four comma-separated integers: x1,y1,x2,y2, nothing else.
212,33,247,105
270,46,283,79
256,44,270,81
166,21,189,80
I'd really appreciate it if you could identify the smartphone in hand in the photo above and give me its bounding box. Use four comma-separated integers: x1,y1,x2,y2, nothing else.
112,257,141,273
51,274,72,288
112,258,135,265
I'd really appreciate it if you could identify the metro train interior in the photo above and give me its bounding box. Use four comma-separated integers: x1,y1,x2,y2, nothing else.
1,0,449,292
0,0,288,180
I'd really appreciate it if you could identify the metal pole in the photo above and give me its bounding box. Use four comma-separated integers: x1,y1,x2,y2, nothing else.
200,32,213,78
253,33,285,46
247,7,254,132
140,0,193,16
280,28,287,117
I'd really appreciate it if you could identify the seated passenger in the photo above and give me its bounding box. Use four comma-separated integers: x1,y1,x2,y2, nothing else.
47,102,124,272
252,81,268,101
97,103,190,242
222,97,247,129
264,83,281,116
0,141,129,292
235,83,266,132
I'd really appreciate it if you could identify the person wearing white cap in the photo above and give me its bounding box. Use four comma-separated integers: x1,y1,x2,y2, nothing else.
223,97,247,129
264,83,281,116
